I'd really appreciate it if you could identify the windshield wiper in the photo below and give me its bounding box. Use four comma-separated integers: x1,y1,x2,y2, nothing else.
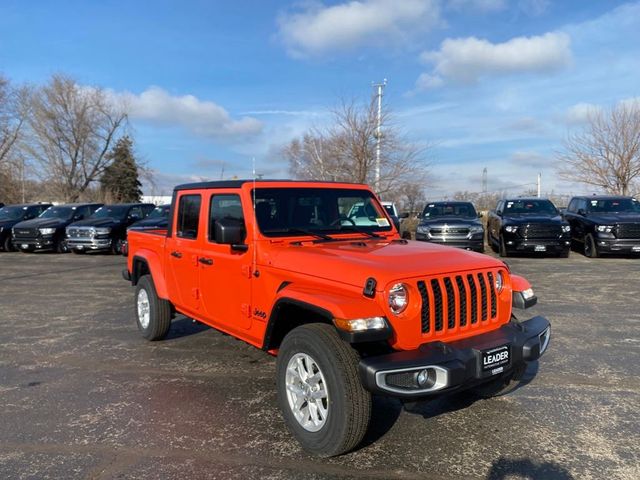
280,228,335,241
336,225,382,238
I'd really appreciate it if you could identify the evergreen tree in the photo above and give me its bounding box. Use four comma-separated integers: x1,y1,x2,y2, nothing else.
101,136,143,202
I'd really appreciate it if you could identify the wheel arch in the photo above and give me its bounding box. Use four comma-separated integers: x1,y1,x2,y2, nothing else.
131,251,169,299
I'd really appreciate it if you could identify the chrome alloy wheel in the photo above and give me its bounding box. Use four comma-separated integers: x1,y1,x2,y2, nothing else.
285,353,329,432
137,288,151,329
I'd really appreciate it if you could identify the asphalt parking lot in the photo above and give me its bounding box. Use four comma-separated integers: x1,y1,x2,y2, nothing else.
1,250,639,480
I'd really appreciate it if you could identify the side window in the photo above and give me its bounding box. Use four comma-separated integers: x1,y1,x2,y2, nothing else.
577,199,587,213
209,194,245,242
567,199,576,213
176,194,201,239
129,206,143,219
496,201,504,215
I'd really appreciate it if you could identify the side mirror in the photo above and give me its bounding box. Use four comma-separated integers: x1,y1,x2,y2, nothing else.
73,214,83,221
399,212,409,219
577,209,586,216
214,218,247,251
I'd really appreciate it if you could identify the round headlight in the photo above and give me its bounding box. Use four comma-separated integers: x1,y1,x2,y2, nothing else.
495,271,504,293
388,283,409,315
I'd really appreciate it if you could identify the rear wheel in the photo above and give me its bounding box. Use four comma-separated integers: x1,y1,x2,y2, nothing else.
584,234,599,258
135,275,172,340
276,323,371,457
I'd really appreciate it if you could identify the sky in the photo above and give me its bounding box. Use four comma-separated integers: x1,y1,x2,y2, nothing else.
1,0,639,199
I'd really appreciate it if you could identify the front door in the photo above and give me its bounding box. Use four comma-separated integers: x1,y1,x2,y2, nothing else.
199,191,253,332
165,192,203,316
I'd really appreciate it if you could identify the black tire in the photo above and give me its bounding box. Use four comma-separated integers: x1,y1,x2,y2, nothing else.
470,363,526,399
54,238,69,253
3,235,15,252
488,233,498,253
584,234,599,258
135,275,172,341
276,323,371,457
499,235,509,257
111,237,124,255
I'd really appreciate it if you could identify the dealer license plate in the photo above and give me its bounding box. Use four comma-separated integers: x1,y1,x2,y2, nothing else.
21,244,28,249
632,246,640,252
534,245,546,252
482,344,510,373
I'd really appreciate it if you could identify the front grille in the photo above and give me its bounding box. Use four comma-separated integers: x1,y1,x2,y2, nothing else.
615,224,640,239
67,228,93,239
13,228,36,238
418,271,499,335
518,224,562,238
430,227,469,235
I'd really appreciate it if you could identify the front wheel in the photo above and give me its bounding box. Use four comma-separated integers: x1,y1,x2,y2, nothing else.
2,235,15,252
499,235,509,257
135,275,172,340
276,323,371,457
584,234,599,258
55,238,69,253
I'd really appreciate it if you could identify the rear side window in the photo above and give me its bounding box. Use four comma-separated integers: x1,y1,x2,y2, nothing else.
209,194,245,242
176,194,201,239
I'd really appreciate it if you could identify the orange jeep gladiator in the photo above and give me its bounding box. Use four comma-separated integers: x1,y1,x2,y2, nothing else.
124,180,550,456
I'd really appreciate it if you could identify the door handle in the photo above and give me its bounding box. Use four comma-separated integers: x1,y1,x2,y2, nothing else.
198,257,213,266
171,251,182,258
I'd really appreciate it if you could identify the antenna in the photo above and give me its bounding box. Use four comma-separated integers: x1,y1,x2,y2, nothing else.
252,157,258,277
372,79,387,193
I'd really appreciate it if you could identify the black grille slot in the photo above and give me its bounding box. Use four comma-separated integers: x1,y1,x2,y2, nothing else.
487,272,497,317
455,276,467,326
467,274,478,324
477,273,488,321
431,279,443,331
418,281,430,333
518,224,561,238
616,224,640,239
444,277,456,329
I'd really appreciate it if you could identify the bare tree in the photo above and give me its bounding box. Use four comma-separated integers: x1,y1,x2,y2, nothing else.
0,75,30,166
284,99,429,199
557,103,640,195
25,75,127,201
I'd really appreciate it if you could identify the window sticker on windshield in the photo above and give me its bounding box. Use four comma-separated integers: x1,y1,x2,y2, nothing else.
428,204,435,208
507,202,514,208
376,217,390,227
591,200,598,206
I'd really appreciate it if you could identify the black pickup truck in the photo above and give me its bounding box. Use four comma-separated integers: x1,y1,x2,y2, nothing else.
121,204,171,256
563,195,640,257
12,203,103,253
414,201,485,252
487,198,571,257
66,203,155,254
0,203,52,251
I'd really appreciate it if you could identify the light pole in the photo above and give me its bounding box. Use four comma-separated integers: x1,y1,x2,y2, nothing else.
372,79,386,193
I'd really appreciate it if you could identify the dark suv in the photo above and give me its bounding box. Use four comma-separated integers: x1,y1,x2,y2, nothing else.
12,203,103,253
0,203,52,251
66,203,155,254
563,195,640,257
487,198,571,257
415,201,484,252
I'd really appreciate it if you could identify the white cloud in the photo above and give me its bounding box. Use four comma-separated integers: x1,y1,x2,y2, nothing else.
564,102,600,125
113,87,263,139
417,31,572,87
448,0,506,13
277,0,441,58
518,0,550,17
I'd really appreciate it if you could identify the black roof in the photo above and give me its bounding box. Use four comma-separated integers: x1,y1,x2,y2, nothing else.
0,202,53,208
502,197,553,202
426,200,476,205
99,203,154,207
570,195,636,200
174,179,368,191
53,203,104,207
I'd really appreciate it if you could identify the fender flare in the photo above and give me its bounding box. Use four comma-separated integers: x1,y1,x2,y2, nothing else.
131,250,169,299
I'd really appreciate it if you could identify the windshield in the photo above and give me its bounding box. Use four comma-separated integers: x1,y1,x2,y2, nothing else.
90,205,129,220
40,206,74,220
0,206,27,220
503,200,558,215
147,205,170,219
587,198,640,213
423,202,477,218
253,188,392,237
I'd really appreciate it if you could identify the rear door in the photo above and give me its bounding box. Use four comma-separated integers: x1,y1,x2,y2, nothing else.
199,191,253,331
165,192,203,316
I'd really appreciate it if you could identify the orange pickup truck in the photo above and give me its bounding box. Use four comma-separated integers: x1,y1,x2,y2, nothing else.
124,180,550,456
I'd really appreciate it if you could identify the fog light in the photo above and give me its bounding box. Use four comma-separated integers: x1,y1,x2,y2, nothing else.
417,368,436,388
522,288,534,300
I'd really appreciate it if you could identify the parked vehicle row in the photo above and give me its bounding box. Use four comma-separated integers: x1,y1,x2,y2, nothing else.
0,202,171,254
404,195,640,259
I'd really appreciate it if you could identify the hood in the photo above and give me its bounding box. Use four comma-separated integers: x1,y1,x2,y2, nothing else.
0,218,22,229
262,238,504,290
585,212,640,224
69,217,123,228
129,217,168,229
420,217,482,227
13,217,68,229
502,214,564,224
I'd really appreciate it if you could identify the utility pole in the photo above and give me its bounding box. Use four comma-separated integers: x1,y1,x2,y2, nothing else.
21,156,25,203
482,167,487,193
537,172,541,198
372,79,387,193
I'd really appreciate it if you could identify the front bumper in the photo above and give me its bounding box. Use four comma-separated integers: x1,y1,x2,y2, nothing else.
13,236,55,250
594,236,640,254
415,233,484,252
359,316,550,398
67,237,112,251
502,233,570,254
